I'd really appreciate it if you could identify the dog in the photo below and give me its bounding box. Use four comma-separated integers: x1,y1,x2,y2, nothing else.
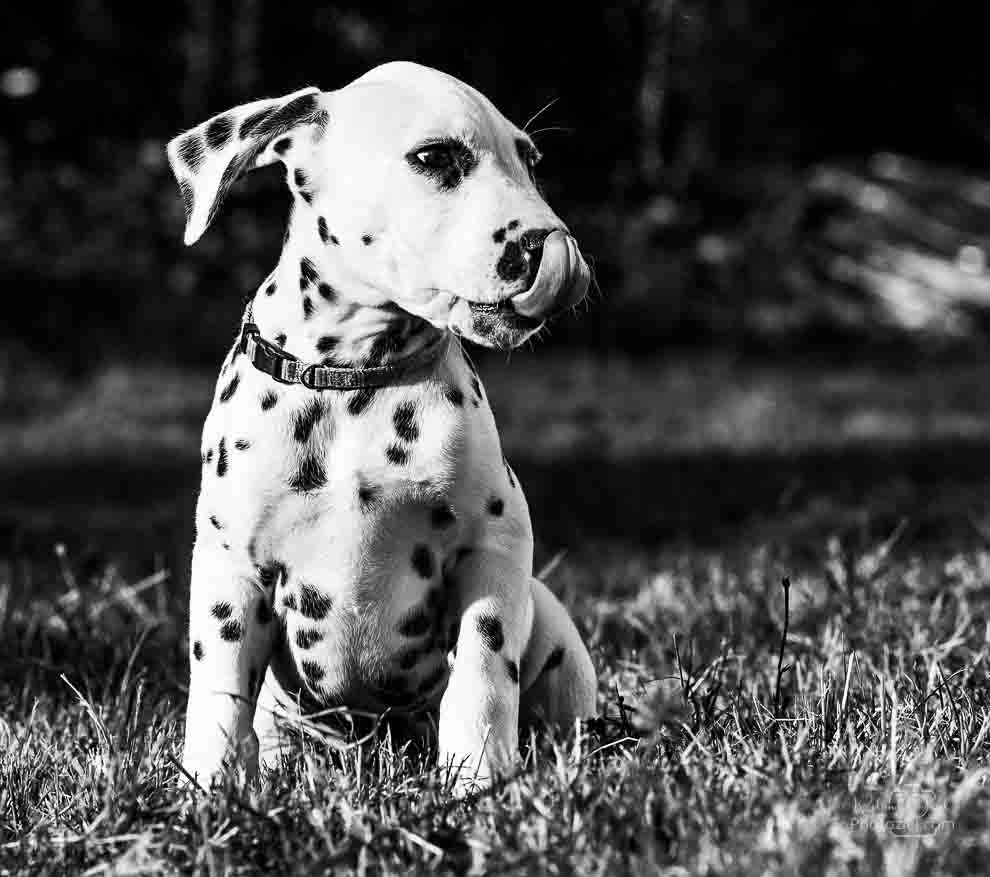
167,61,597,791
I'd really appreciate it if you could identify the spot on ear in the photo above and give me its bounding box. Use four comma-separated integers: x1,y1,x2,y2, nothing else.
179,180,195,221
361,234,373,245
261,390,279,411
206,115,235,150
488,497,504,516
239,106,274,139
273,137,292,155
476,614,504,651
178,133,206,172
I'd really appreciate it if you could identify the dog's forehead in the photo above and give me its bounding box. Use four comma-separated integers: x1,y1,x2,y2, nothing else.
333,62,520,150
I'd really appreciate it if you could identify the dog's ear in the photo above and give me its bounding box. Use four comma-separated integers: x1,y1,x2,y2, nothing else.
167,87,326,245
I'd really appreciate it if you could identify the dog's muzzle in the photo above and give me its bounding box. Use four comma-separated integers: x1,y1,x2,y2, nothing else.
509,229,590,320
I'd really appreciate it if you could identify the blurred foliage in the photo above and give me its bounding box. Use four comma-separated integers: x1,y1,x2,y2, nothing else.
2,1,989,368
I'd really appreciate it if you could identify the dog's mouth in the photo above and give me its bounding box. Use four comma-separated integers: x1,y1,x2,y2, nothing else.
451,231,590,349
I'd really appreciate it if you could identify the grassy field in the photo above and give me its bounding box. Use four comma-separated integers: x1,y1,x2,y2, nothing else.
3,351,990,874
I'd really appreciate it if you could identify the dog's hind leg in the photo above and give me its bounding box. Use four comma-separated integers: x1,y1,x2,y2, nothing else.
519,576,597,729
181,541,277,787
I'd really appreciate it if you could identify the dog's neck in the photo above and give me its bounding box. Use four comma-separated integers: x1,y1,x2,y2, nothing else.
248,212,443,368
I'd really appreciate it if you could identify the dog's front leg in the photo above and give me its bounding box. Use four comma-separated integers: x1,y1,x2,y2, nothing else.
439,550,534,791
181,541,277,788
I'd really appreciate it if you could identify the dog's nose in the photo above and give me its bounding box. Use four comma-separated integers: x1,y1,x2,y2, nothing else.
496,227,554,287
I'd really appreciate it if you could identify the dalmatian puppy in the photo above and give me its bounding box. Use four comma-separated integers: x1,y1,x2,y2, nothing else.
167,61,596,792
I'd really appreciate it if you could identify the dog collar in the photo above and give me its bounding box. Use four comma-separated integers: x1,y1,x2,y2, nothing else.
238,310,449,391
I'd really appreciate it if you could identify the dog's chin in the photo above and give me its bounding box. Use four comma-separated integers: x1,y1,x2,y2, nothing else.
448,299,543,349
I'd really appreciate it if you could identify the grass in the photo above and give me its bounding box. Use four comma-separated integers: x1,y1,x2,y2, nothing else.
4,351,990,874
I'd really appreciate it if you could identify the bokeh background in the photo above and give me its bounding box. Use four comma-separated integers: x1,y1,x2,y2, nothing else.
3,1,990,582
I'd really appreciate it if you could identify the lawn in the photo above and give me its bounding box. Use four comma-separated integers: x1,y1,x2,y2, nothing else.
3,350,990,875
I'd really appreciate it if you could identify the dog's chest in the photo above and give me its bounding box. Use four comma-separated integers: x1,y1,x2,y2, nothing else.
196,346,507,709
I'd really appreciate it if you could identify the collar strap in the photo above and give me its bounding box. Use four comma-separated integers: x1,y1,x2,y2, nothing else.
239,322,449,390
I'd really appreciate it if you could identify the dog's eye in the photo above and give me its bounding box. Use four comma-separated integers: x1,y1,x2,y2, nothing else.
412,146,456,169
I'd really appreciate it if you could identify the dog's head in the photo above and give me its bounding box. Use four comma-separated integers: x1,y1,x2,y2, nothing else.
168,62,590,349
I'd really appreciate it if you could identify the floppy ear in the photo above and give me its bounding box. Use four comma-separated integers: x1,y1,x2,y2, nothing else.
167,87,326,245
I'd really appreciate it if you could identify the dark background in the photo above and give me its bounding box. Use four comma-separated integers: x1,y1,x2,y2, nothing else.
4,0,989,370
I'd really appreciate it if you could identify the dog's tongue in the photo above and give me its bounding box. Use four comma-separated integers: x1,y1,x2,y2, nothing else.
512,230,588,319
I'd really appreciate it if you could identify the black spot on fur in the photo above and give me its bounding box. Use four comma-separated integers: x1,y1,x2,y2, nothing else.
301,660,325,682
316,335,338,355
317,282,337,303
507,219,520,230
211,601,233,620
219,620,243,642
219,373,240,403
234,439,250,451
179,180,194,221
222,542,230,551
293,399,325,443
443,385,464,407
178,133,205,172
265,282,276,296
347,388,377,416
193,640,204,661
329,233,340,245
216,438,228,477
411,545,434,579
275,333,287,348
261,390,279,411
385,444,409,466
358,482,380,508
296,628,324,649
488,497,504,516
393,402,419,442
298,583,333,620
238,106,274,139
317,216,329,243
431,504,456,528
476,614,504,651
300,189,313,205
398,607,432,638
294,168,308,189
289,454,327,492
202,448,213,465
209,515,222,530
505,658,520,683
206,115,235,150
300,257,320,287
283,592,298,611
257,598,273,625
302,296,314,319
542,645,565,674
492,227,507,244
361,234,373,245
273,137,292,155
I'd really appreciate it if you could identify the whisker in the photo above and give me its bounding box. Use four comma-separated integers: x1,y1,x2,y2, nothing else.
523,97,561,133
529,126,574,137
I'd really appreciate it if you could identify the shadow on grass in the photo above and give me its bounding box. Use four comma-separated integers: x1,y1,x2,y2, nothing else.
3,436,990,589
